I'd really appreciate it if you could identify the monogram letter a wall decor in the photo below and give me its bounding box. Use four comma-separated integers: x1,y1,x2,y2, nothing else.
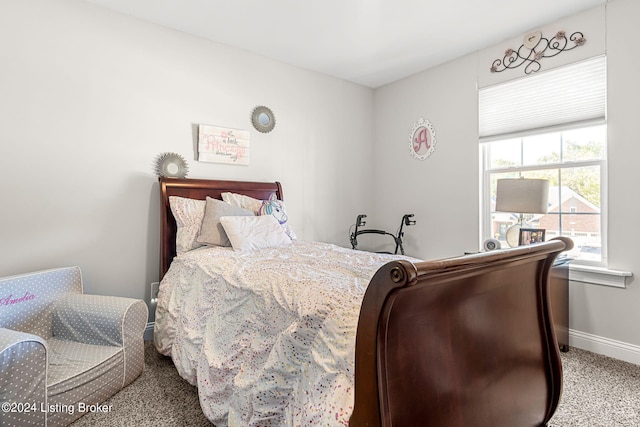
409,117,437,160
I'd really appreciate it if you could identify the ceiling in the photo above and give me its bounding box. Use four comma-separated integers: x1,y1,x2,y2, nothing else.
81,0,607,88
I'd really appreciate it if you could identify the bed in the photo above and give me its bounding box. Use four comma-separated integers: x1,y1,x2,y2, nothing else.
153,176,572,427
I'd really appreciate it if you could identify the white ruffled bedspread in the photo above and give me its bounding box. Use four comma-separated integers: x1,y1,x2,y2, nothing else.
154,241,412,426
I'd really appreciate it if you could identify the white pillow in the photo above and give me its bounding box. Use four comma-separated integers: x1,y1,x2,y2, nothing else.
220,215,292,252
221,192,297,240
221,192,263,212
169,196,206,254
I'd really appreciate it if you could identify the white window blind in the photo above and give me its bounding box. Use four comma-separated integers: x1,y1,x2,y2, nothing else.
479,56,606,142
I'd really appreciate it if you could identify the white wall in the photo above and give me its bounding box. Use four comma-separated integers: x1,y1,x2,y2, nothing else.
571,0,640,347
0,0,374,314
372,56,480,259
373,0,640,352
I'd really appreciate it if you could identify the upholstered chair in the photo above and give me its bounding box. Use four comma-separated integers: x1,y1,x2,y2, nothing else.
0,266,148,426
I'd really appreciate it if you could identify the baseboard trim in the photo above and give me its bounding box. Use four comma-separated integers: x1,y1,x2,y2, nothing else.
570,329,640,365
144,322,154,341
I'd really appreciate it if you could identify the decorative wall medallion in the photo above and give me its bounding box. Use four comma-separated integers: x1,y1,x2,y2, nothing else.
409,117,437,160
250,105,276,133
155,152,189,178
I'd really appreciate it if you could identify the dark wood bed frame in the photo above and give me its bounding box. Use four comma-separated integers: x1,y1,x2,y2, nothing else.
159,176,572,427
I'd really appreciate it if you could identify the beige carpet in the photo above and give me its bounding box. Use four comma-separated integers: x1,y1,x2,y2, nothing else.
549,347,640,426
71,342,640,426
71,342,209,426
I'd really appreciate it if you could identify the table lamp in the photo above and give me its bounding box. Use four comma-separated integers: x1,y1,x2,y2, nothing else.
495,178,549,247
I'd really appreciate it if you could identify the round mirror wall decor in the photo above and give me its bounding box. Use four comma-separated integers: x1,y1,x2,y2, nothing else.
409,117,437,160
154,152,189,178
251,106,276,133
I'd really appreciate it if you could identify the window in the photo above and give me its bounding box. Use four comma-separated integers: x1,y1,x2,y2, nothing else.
479,56,607,264
482,125,606,262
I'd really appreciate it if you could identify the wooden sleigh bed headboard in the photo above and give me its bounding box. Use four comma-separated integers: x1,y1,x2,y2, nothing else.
159,176,283,278
157,176,572,427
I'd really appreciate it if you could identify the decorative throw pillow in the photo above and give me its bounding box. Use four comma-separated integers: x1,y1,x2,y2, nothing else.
219,215,292,252
258,194,297,240
169,196,206,254
221,192,297,240
196,197,254,247
221,192,263,213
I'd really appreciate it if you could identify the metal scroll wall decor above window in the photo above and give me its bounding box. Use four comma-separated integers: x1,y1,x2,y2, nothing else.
490,30,586,75
409,117,437,160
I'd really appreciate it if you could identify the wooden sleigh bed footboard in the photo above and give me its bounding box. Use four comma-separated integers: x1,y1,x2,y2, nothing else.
351,237,573,427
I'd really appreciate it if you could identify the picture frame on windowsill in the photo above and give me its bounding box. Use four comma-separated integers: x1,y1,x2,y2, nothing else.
519,228,546,246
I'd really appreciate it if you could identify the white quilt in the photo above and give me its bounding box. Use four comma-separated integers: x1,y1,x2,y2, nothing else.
154,241,412,426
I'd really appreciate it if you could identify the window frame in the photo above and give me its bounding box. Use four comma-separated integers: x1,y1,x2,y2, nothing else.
480,124,608,266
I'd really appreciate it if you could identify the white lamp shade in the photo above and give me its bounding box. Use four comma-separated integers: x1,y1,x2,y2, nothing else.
495,179,549,214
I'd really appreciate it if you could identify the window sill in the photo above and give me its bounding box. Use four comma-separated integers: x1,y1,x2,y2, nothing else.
569,264,633,288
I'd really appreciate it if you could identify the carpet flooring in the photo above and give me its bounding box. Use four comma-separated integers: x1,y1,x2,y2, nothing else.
549,347,640,426
70,342,640,426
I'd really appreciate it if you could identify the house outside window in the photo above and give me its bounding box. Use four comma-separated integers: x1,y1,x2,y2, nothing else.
479,56,607,265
